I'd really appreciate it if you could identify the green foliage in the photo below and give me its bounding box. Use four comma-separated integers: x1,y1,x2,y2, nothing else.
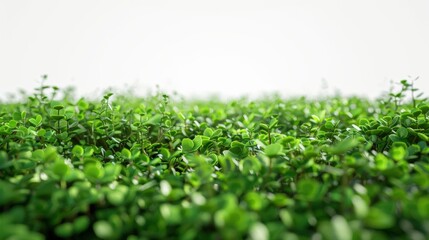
0,79,428,239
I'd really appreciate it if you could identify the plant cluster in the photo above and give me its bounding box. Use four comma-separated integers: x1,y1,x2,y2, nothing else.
1,79,428,240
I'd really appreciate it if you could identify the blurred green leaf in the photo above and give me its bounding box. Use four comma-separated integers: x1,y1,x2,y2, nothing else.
51,160,70,178
55,222,73,238
264,143,283,158
94,220,114,239
364,207,395,229
328,138,360,155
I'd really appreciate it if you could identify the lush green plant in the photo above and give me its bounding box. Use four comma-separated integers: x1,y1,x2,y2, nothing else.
1,78,428,240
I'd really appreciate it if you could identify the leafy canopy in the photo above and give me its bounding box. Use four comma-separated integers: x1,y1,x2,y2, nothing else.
0,78,428,239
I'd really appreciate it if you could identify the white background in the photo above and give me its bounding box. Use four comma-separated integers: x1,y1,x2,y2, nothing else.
1,0,428,100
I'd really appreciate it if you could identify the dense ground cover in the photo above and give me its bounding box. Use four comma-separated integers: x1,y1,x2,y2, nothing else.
1,80,429,240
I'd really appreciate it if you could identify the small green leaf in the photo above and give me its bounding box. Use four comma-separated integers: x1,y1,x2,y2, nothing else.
43,146,59,162
279,209,293,227
103,163,121,181
29,115,43,127
94,220,114,239
269,118,279,129
21,111,27,120
328,138,360,155
0,180,16,205
159,148,170,159
375,153,390,170
364,207,395,229
297,179,321,201
84,147,94,157
310,114,321,124
7,120,18,128
418,133,429,142
240,156,262,174
53,105,64,110
51,115,64,121
73,216,90,234
0,151,11,169
77,98,89,110
182,138,194,153
264,143,283,157
390,146,406,161
352,195,369,218
203,128,213,137
417,196,429,219
160,204,181,224
103,92,114,100
192,136,203,150
84,163,104,180
51,160,70,178
418,103,429,114
160,180,172,196
249,222,269,240
331,215,352,240
245,192,265,211
72,145,84,157
55,222,73,238
107,191,125,206
325,121,335,129
397,127,408,138
121,148,132,159
13,159,36,170
144,114,162,126
106,186,128,206
260,123,269,131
